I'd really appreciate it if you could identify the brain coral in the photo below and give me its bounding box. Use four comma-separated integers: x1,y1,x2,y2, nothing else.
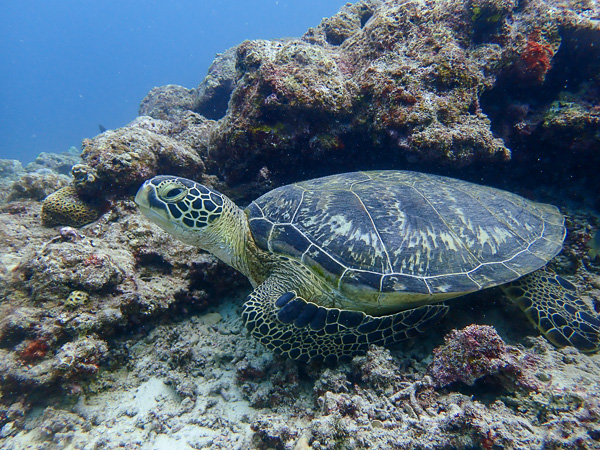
41,185,102,228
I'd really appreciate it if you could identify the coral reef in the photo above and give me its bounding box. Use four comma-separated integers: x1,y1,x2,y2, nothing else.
0,0,599,448
139,46,239,122
0,147,81,205
138,84,198,121
194,46,239,120
6,325,596,449
18,238,124,302
63,0,598,204
208,37,358,185
24,147,82,175
0,159,24,180
1,176,600,448
73,117,208,199
0,149,78,208
0,336,109,400
0,196,247,404
479,0,600,196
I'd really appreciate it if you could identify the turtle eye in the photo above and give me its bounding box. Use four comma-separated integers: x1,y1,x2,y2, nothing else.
158,183,187,202
165,187,184,198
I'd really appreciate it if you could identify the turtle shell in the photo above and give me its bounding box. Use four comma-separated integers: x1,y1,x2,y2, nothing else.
246,171,565,311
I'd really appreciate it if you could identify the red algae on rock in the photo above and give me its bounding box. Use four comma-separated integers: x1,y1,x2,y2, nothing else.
428,325,540,390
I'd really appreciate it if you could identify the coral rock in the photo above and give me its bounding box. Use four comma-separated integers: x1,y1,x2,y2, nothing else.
0,159,24,180
54,336,108,380
78,119,206,197
428,324,538,389
72,0,599,200
18,243,123,302
8,172,71,202
138,84,197,121
195,46,238,120
24,147,82,175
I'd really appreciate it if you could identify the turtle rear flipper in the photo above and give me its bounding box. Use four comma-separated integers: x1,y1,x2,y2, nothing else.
502,268,600,353
242,275,449,364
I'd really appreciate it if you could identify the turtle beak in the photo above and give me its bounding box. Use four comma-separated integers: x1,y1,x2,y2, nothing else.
135,180,159,210
135,181,176,232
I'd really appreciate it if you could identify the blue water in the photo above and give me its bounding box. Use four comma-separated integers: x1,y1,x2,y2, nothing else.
0,0,348,163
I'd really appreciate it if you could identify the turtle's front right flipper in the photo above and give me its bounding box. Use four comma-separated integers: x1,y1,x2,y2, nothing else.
241,275,449,363
502,268,600,353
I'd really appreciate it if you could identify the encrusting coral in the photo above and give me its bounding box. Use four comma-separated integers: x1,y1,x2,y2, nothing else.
74,117,208,198
41,185,103,228
63,290,90,309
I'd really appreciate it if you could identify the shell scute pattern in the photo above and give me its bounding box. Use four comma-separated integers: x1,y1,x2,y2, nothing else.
247,171,565,299
270,225,313,259
295,188,389,273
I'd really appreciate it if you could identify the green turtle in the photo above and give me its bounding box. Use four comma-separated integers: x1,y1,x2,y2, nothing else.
134,170,600,363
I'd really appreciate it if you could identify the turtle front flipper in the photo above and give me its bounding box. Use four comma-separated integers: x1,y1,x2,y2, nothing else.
502,268,600,353
241,276,449,363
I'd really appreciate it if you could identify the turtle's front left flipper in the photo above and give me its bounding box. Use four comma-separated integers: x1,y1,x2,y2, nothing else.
502,268,600,353
241,275,449,363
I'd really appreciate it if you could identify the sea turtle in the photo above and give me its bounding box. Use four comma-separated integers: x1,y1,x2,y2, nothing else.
134,170,600,363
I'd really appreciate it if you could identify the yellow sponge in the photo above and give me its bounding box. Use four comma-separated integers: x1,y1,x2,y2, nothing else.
41,185,101,227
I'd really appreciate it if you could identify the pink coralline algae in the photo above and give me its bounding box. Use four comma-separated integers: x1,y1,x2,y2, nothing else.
428,324,539,390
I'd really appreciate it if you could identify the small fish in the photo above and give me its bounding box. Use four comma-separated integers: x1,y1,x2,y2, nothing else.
98,124,107,133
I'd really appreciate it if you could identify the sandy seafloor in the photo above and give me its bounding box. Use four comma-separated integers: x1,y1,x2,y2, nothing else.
4,295,600,450
4,296,261,449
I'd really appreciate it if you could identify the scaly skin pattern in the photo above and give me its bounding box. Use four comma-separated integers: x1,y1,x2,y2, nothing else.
502,267,600,353
240,261,448,363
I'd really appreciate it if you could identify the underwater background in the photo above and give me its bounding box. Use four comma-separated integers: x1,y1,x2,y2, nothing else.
1,0,600,448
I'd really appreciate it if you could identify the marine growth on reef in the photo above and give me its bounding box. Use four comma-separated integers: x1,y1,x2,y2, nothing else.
1,0,599,447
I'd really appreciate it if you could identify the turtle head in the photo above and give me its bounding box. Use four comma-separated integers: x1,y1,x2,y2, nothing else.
135,175,226,246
